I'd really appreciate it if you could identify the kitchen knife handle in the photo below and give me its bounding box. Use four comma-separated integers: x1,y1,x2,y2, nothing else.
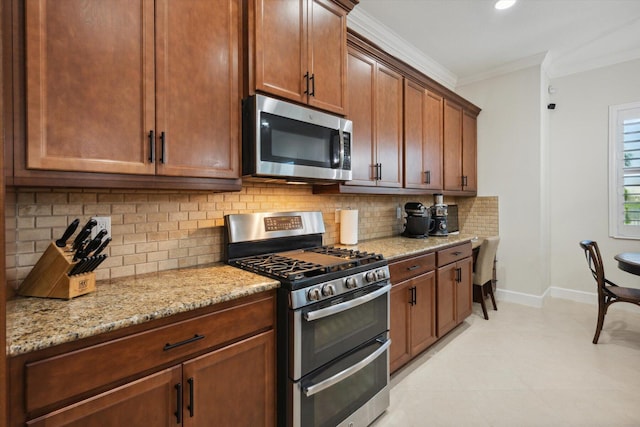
160,131,166,164
148,130,155,163
93,237,112,256
56,218,80,248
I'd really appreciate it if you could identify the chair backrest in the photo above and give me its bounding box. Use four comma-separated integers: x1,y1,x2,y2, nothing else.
474,236,500,285
579,240,606,292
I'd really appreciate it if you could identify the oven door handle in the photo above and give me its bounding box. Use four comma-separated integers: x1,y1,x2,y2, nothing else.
304,284,391,322
303,339,391,397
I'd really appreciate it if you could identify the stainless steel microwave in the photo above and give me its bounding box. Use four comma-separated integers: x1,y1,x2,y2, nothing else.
242,94,352,183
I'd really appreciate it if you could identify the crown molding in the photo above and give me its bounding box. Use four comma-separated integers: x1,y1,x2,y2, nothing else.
347,8,458,90
547,47,640,79
457,52,550,88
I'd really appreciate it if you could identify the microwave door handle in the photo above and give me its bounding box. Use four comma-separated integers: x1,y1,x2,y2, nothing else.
338,128,345,170
303,339,391,397
304,284,390,322
330,130,341,169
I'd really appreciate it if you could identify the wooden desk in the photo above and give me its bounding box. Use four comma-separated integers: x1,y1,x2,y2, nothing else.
614,252,640,275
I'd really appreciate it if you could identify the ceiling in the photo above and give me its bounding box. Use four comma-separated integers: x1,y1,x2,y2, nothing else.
349,0,640,88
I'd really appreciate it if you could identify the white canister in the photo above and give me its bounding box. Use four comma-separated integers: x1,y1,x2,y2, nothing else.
340,209,358,245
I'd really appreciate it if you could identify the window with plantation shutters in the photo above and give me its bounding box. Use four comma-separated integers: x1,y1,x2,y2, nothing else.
609,102,640,238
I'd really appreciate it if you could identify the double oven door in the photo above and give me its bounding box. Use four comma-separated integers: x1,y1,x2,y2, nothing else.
286,281,391,427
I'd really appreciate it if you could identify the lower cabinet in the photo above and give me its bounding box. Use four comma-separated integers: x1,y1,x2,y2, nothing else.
10,292,276,427
388,242,473,373
389,252,437,373
436,245,473,337
390,272,437,373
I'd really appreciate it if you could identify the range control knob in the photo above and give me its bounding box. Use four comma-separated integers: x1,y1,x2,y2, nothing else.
322,284,336,296
376,269,387,280
307,287,322,302
345,277,358,289
439,221,447,230
365,271,377,283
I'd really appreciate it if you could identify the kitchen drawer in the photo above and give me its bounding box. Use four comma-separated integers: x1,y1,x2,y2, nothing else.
437,242,472,267
24,294,275,414
389,252,436,284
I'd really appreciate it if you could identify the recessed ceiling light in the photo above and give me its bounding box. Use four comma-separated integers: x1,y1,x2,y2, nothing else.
495,0,517,10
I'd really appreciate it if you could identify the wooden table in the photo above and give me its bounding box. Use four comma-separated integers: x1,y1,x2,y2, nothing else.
614,252,640,275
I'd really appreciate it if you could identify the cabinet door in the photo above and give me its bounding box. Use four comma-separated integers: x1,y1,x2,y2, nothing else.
25,0,156,175
403,80,426,189
390,282,411,373
410,271,437,355
436,262,457,337
27,367,181,427
182,330,275,427
253,0,307,104
404,81,443,190
307,0,346,115
346,48,376,186
455,257,473,322
462,111,477,192
155,0,239,179
443,99,463,191
424,91,444,190
375,63,403,188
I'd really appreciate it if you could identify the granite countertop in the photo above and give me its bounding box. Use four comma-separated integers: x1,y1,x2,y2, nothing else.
6,264,279,357
6,234,478,357
337,233,478,260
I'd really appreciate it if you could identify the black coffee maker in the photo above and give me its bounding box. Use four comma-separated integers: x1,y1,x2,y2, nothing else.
402,202,434,238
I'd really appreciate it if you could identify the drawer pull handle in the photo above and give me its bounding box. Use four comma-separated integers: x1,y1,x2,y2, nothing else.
164,334,205,351
407,265,420,271
453,251,462,256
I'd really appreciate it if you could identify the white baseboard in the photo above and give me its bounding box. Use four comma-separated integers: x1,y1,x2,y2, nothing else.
496,286,638,312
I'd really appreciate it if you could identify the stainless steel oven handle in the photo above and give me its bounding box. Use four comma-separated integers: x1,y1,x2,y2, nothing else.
304,284,391,322
303,339,391,397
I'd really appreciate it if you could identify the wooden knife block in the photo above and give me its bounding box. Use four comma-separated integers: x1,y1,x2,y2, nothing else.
18,242,96,300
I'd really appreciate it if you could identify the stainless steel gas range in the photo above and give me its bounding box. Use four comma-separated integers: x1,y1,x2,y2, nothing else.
225,211,390,427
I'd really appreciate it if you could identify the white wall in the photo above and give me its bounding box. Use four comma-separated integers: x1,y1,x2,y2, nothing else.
549,59,640,292
457,66,548,299
457,58,640,302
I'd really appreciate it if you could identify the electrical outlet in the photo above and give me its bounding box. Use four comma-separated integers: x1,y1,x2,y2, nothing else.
91,216,111,240
335,209,341,223
396,205,402,219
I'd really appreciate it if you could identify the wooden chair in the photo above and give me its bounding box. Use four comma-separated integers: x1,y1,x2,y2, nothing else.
579,240,640,344
473,236,500,320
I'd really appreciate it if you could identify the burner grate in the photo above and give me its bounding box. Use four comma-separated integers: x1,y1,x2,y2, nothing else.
233,246,384,282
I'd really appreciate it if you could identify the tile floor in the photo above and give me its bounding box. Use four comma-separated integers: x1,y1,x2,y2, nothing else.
372,298,640,427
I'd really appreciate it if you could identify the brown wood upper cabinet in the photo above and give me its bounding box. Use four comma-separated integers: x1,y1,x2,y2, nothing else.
443,99,477,192
345,47,403,188
249,0,348,115
404,79,444,190
24,0,240,180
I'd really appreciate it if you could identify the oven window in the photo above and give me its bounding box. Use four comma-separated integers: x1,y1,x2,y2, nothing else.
299,337,388,427
296,285,388,378
260,112,336,167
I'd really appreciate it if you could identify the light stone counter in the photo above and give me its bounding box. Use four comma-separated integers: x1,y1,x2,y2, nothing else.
7,234,478,357
6,264,279,357
337,234,478,260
